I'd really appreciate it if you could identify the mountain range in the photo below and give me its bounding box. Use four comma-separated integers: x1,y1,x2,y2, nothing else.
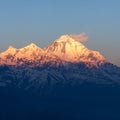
0,35,120,119
0,35,120,93
0,35,106,67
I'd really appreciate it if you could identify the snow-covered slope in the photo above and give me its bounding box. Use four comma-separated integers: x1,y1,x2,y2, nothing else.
44,35,106,66
0,35,107,67
16,43,43,60
0,43,43,65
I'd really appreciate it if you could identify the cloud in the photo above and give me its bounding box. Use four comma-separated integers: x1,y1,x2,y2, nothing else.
69,33,88,42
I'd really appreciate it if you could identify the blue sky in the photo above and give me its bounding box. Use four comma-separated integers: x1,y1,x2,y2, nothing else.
0,0,120,66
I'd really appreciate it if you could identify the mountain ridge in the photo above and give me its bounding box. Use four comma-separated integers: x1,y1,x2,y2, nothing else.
0,35,107,67
0,35,120,120
0,34,120,91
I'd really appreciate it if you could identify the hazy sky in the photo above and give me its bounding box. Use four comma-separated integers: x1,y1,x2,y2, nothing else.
0,0,120,66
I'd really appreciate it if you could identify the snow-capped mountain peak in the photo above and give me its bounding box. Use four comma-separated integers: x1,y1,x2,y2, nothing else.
44,35,106,66
45,34,87,53
6,45,17,52
0,43,44,65
7,45,17,50
0,35,107,67
14,43,43,60
19,43,43,53
55,34,75,42
0,45,18,57
23,43,41,49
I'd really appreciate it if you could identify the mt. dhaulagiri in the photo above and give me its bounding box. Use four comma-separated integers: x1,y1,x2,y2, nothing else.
0,35,106,67
0,35,120,93
44,35,106,66
1,35,120,119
